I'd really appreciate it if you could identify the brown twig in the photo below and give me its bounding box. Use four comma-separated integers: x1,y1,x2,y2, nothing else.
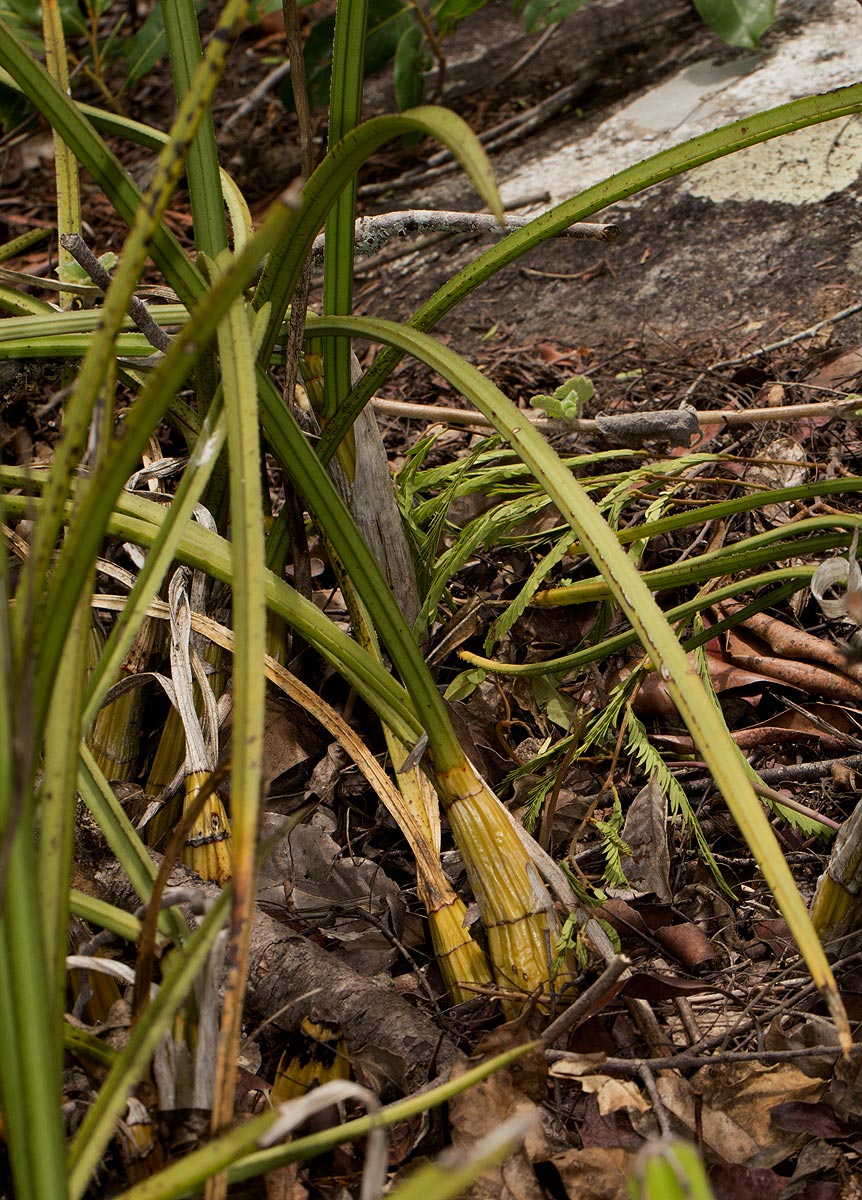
541,954,631,1048
310,212,619,266
220,59,292,134
370,395,862,437
547,1044,842,1074
706,302,862,370
757,751,862,785
359,75,596,198
59,233,172,352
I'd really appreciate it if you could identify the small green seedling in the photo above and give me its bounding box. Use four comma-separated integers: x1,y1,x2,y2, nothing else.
529,374,594,423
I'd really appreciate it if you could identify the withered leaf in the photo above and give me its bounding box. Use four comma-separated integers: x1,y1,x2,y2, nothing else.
618,777,671,902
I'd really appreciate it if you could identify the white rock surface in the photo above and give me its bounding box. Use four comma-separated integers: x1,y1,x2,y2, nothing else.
500,0,862,212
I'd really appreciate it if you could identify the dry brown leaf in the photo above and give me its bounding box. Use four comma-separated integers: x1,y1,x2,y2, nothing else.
618,778,671,902
653,922,715,970
707,1162,787,1200
648,1073,760,1164
690,1061,825,1167
551,1146,639,1200
764,1014,841,1079
719,627,862,703
655,702,859,754
552,1072,649,1117
633,651,775,715
718,600,862,686
598,897,651,942
221,697,319,795
830,1047,862,1123
258,816,405,975
546,1052,608,1078
741,434,807,523
803,346,862,394
448,1064,549,1200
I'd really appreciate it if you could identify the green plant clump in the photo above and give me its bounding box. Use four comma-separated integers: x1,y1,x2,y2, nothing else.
0,0,855,1195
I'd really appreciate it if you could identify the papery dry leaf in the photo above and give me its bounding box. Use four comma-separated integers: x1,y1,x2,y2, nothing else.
618,778,671,902
803,346,862,394
633,651,774,715
220,697,320,798
599,897,651,943
653,923,715,970
830,1048,862,1123
689,1061,825,1167
721,629,862,703
742,435,807,523
655,701,860,754
770,1101,859,1139
551,1145,639,1200
707,1162,787,1200
764,1014,841,1080
812,529,862,625
718,600,862,684
788,1139,844,1191
258,816,405,975
764,384,786,407
618,973,721,1002
448,1064,548,1200
647,1073,760,1164
546,1052,608,1078
580,1099,643,1150
582,1076,650,1117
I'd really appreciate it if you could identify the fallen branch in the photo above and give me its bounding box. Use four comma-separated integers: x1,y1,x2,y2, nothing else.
310,211,619,267
95,856,465,1097
707,301,862,370
360,74,597,198
547,1044,841,1074
60,233,172,353
371,395,862,444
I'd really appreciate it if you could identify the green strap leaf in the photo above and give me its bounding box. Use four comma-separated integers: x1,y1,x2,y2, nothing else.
305,311,847,1038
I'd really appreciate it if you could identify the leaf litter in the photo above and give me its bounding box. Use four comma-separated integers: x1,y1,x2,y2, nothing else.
10,9,862,1198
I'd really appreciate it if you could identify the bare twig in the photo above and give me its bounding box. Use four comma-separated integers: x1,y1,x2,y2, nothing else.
360,74,596,198
638,1063,672,1137
282,0,315,413
541,954,630,1048
221,59,293,134
370,394,862,438
707,302,862,371
310,212,619,266
679,750,862,790
59,233,172,352
492,24,558,91
547,1044,842,1074
758,751,862,785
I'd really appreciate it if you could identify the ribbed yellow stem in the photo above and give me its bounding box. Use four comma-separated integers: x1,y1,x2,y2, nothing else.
426,895,493,1005
437,759,574,1009
180,770,232,884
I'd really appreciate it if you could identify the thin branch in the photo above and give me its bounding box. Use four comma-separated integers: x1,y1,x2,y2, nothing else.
371,394,862,441
221,59,292,135
310,212,619,266
707,301,862,370
59,233,172,352
360,74,596,198
547,1044,842,1074
638,1063,671,1138
493,24,558,91
541,954,630,1048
